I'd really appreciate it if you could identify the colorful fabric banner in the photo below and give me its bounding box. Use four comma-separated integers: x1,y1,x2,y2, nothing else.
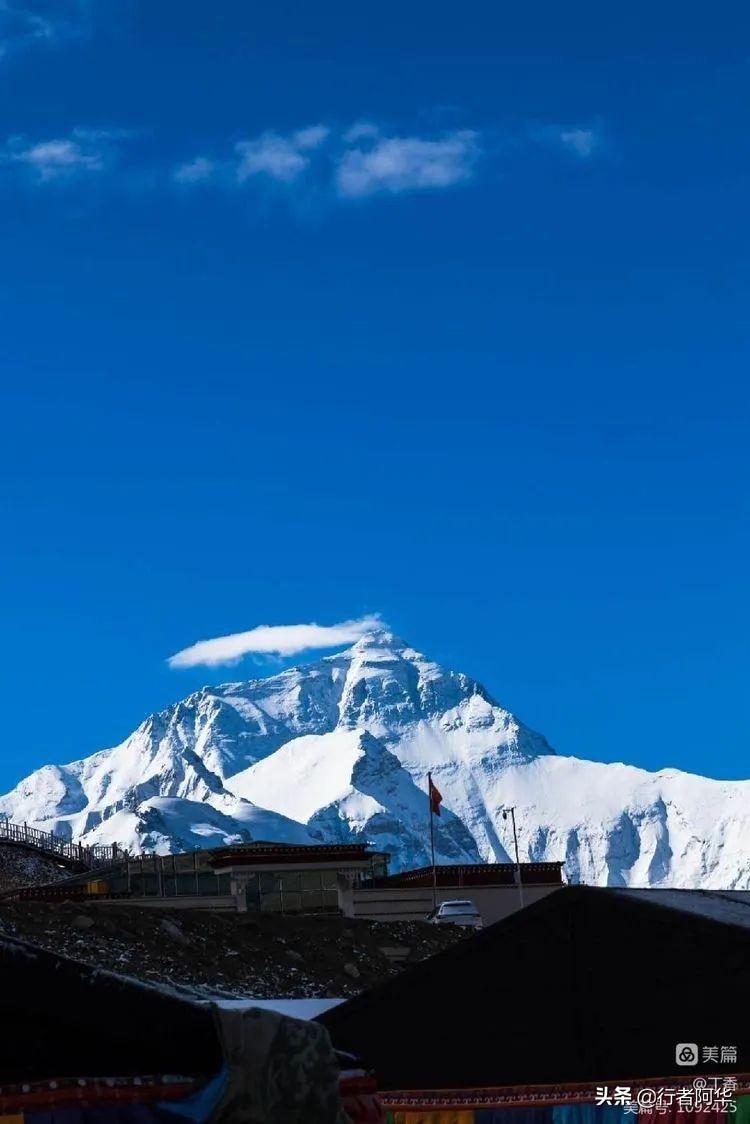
734,1096,750,1124
477,1112,553,1124
391,1113,474,1124
24,1112,162,1122
552,1107,633,1124
385,1092,748,1124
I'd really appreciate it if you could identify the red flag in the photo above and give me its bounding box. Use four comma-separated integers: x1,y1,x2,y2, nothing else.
428,775,443,817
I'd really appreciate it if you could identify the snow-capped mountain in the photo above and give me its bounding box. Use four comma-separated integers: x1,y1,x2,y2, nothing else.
3,629,750,886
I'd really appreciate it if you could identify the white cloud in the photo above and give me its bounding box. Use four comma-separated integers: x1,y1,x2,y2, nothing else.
173,155,215,184
558,128,599,159
336,129,480,198
529,124,603,160
13,138,101,179
168,615,382,668
0,2,91,57
235,124,329,184
292,124,329,150
343,121,380,143
6,127,123,181
176,123,481,201
0,116,604,201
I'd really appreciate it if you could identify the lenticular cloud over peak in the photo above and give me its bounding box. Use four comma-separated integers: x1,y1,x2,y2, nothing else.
167,615,382,668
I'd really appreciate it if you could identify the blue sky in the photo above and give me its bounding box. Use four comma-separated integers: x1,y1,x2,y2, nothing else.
1,1,748,790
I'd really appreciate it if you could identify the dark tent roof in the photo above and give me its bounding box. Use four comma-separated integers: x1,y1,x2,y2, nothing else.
0,932,222,1083
318,885,750,1091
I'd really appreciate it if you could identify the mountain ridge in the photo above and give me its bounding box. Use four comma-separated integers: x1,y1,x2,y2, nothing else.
2,629,748,885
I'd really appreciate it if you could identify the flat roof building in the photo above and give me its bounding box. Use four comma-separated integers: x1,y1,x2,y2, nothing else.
10,840,390,915
9,840,564,928
208,841,389,914
347,860,565,926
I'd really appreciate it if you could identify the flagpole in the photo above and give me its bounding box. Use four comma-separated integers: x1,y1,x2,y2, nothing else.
428,771,437,911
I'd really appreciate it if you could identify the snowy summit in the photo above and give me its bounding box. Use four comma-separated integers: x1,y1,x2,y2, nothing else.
2,629,750,887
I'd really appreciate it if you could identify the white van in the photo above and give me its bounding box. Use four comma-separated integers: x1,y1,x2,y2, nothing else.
426,899,483,930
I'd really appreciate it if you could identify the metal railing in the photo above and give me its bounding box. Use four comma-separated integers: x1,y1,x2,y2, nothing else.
0,818,122,870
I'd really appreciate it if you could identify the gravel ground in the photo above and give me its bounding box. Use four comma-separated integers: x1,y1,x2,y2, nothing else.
0,900,468,999
0,843,71,891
